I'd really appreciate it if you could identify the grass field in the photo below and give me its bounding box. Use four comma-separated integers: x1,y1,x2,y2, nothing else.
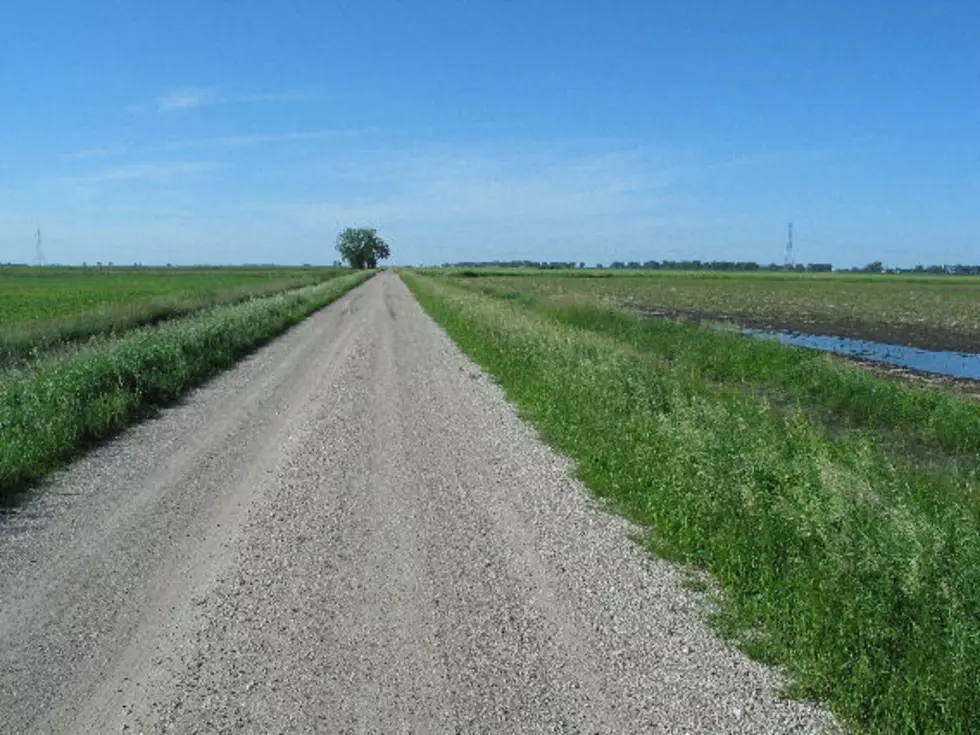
402,269,980,733
0,269,372,497
436,268,980,354
0,266,344,366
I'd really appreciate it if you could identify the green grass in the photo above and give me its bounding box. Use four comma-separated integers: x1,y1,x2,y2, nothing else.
541,305,980,462
401,271,980,733
0,266,345,366
0,271,373,496
439,267,980,353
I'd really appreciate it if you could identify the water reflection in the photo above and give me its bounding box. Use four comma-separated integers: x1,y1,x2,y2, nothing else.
743,329,980,380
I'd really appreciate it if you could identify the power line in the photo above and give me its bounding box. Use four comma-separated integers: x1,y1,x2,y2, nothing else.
35,227,45,266
784,222,794,267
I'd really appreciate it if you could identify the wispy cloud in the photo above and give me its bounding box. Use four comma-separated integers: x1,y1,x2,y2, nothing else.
169,130,349,150
257,146,672,229
63,129,354,160
151,87,304,113
63,144,132,160
157,87,217,111
62,161,222,185
708,146,841,171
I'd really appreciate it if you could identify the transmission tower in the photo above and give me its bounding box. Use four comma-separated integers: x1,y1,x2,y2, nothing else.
35,227,45,266
784,223,794,268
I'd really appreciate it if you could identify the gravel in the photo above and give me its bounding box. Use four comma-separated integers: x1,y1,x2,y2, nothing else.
0,272,837,733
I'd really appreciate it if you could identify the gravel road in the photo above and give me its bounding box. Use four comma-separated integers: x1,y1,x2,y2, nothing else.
0,272,836,733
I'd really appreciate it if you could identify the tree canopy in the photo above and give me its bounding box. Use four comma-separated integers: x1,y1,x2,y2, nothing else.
335,228,390,269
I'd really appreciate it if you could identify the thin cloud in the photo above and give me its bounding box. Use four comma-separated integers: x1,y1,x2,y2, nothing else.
702,147,842,172
63,130,354,159
256,147,672,227
157,87,216,112
62,162,222,185
153,87,304,112
63,145,131,160
166,130,345,150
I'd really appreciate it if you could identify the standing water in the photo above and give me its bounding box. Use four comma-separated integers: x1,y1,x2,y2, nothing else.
742,329,980,381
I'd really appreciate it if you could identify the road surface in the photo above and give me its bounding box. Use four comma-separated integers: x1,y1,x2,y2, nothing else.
0,273,835,732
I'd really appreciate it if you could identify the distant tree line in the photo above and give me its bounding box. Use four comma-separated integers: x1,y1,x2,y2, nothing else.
845,261,980,276
923,264,980,275
442,259,980,275
442,259,835,272
444,260,584,270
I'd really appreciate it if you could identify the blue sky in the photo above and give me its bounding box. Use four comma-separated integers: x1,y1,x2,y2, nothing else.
1,1,977,267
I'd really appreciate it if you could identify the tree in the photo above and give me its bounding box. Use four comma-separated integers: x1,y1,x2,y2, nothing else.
335,227,390,269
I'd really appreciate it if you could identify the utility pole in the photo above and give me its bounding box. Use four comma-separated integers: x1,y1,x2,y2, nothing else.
35,227,45,266
784,222,794,268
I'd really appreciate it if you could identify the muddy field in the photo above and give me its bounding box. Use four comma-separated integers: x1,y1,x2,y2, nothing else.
447,271,980,355
630,302,978,355
628,303,980,396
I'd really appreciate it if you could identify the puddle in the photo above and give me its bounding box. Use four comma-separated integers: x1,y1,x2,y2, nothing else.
742,329,980,380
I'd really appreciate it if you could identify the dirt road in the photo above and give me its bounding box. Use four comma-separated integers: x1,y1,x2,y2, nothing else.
0,273,834,732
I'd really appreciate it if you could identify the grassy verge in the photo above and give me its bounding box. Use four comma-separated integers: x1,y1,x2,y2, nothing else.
458,277,980,478
541,305,980,460
401,271,980,733
0,271,373,496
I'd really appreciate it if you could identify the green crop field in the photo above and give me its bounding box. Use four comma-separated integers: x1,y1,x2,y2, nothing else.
403,268,980,733
435,268,980,354
0,266,345,366
0,269,373,496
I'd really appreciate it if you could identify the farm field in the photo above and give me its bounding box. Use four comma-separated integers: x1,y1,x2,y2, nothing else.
437,268,980,354
0,269,372,495
0,266,345,366
402,269,980,733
